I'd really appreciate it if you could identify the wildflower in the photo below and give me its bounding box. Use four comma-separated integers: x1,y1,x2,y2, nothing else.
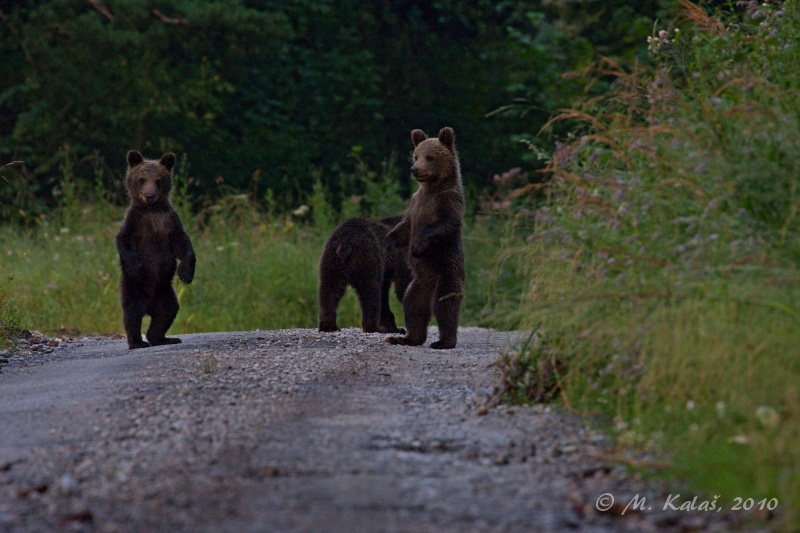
728,435,749,445
647,28,678,53
292,205,309,217
755,406,779,428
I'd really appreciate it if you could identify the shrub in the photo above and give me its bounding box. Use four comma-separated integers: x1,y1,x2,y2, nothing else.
491,1,800,528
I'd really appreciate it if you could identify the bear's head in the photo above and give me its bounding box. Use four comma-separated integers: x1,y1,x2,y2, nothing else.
126,151,176,206
409,127,459,186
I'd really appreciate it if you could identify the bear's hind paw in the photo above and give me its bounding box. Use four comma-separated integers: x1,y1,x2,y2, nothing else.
149,337,182,346
430,340,456,350
385,335,423,346
318,321,340,333
128,341,151,350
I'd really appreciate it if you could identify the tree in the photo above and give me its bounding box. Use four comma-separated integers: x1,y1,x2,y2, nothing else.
0,0,660,220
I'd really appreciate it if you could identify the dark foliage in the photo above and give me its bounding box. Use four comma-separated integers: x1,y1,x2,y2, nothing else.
0,0,662,221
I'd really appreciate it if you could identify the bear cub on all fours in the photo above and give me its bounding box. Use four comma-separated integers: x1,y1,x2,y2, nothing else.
116,150,196,350
318,215,412,334
385,127,465,349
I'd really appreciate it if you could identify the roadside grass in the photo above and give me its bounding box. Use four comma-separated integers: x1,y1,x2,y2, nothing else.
0,195,502,337
489,2,800,529
0,277,22,347
0,203,349,335
498,242,799,518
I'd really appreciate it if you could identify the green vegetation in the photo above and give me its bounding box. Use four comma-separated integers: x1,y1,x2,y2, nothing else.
489,1,800,529
0,156,500,336
0,276,22,347
0,0,660,221
2,0,799,530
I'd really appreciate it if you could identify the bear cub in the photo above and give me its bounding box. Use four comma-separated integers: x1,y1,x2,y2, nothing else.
318,215,412,334
116,150,196,349
384,127,465,349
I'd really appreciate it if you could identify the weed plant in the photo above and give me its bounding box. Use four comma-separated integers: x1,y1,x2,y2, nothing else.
489,1,800,528
0,277,22,347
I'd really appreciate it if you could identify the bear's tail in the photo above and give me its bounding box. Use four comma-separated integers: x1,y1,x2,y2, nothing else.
335,242,357,264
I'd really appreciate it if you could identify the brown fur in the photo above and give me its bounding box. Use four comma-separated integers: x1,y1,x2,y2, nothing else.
385,127,465,349
115,150,195,349
318,215,412,333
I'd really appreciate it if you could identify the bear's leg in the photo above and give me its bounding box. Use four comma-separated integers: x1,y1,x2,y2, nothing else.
352,274,383,333
318,267,346,332
378,272,403,334
121,283,150,350
430,277,463,350
146,285,181,346
394,267,412,304
385,278,432,346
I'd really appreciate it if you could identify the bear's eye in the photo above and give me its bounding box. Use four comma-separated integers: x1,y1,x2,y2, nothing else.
425,155,434,162
138,178,145,186
155,179,161,186
413,154,418,161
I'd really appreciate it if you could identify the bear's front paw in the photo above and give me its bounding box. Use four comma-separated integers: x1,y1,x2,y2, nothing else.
385,225,410,248
177,264,194,284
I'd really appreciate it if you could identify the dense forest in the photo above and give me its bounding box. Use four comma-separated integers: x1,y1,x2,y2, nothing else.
1,0,665,220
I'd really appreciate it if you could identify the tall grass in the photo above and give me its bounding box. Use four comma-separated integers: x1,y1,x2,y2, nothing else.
1,161,25,345
0,277,22,347
491,1,800,528
0,155,501,336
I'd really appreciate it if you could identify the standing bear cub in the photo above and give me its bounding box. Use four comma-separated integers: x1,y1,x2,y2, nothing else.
385,127,465,349
318,215,412,334
116,151,196,349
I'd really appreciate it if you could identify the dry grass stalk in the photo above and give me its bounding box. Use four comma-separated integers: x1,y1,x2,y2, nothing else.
679,0,725,35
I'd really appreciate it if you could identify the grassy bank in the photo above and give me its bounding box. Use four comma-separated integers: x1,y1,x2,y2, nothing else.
489,2,800,528
0,277,22,347
0,194,502,337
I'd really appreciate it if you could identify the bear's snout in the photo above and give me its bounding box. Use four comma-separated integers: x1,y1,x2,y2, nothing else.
410,166,429,183
138,180,160,204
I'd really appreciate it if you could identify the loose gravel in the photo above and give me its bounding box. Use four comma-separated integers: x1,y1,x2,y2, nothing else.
0,327,738,532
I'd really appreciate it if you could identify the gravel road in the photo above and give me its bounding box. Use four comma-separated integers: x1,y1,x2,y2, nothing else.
0,327,733,532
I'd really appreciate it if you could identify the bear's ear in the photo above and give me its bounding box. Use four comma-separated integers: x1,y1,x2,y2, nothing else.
438,127,455,149
411,129,428,147
159,153,176,171
127,150,144,168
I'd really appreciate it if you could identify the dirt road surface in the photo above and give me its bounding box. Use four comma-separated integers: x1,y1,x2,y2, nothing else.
0,328,727,532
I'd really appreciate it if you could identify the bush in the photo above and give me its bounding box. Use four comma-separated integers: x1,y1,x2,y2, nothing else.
491,2,800,528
